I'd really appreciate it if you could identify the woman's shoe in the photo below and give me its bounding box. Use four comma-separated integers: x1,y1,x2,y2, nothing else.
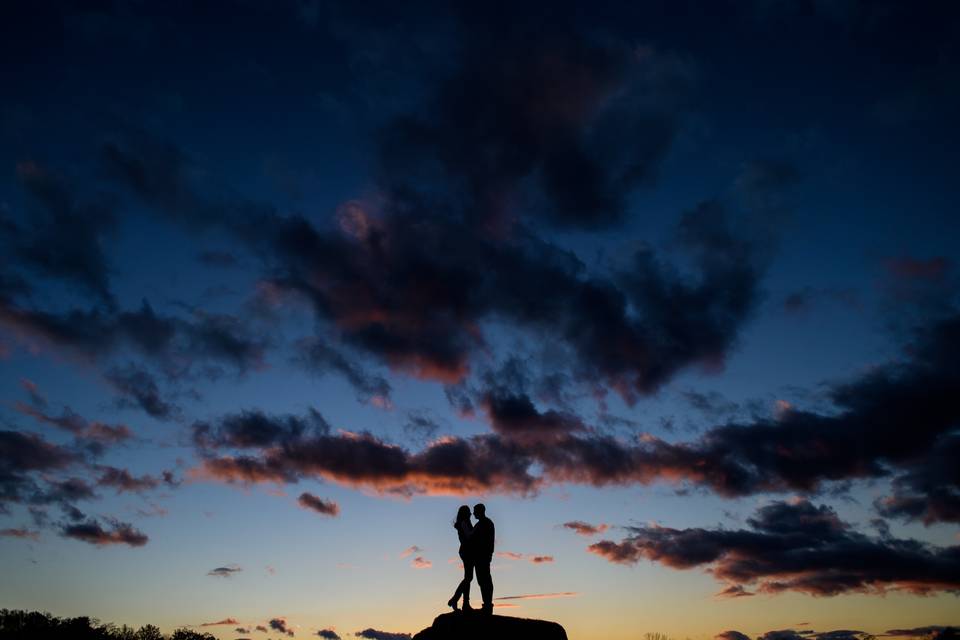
461,599,473,612
447,597,458,611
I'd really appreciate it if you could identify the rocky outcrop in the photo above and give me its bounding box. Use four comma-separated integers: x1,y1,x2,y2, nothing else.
412,611,568,640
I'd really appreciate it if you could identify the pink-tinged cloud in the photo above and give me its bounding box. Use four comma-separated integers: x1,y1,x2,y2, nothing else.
187,312,960,531
297,492,340,517
494,592,578,601
411,556,432,569
0,527,40,540
399,545,422,558
19,378,46,406
201,618,239,627
496,551,554,564
715,584,755,599
588,500,960,597
16,401,132,445
562,520,609,536
61,519,148,547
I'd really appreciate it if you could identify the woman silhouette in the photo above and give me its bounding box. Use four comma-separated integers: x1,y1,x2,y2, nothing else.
447,505,474,611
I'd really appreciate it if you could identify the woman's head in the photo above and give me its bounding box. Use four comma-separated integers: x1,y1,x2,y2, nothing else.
456,505,471,523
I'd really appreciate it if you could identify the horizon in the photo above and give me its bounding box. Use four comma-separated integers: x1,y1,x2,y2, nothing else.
1,2,959,640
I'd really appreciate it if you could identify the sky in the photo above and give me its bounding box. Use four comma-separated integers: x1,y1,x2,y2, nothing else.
1,2,959,640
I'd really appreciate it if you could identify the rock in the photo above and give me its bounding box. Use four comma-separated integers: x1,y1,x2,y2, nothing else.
412,611,568,640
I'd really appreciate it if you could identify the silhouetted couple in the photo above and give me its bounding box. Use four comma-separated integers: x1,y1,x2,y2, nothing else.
448,503,495,614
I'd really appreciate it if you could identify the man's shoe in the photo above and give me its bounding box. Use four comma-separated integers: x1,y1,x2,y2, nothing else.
481,604,493,615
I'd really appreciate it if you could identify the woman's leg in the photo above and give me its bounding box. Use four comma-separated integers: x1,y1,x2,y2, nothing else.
449,552,473,607
461,558,474,607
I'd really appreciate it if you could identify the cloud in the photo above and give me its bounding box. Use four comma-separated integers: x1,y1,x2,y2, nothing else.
318,630,341,640
207,564,242,578
716,632,752,640
187,307,960,521
19,378,46,408
494,592,578,601
270,617,295,636
201,618,239,627
715,584,754,599
105,364,180,420
96,466,171,493
295,338,392,406
15,400,133,447
354,629,410,640
2,161,117,305
562,521,609,536
873,434,960,525
298,492,340,517
0,429,80,512
481,389,584,443
252,196,764,400
375,13,695,231
411,556,432,569
61,518,148,547
0,298,265,380
542,311,960,524
399,545,422,559
811,632,872,640
588,500,960,596
105,124,769,403
496,551,553,564
193,408,330,450
0,527,40,540
885,628,958,639
192,411,539,496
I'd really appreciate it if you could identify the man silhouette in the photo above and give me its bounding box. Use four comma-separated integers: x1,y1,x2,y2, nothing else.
472,503,495,614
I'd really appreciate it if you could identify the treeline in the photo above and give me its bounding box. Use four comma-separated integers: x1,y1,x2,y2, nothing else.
0,610,217,640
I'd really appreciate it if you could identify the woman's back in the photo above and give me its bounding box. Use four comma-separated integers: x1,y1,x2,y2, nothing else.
456,519,473,546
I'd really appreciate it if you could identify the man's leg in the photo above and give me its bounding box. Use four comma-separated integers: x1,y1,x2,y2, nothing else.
476,560,493,610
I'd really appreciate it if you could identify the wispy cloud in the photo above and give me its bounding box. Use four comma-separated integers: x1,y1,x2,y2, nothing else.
496,551,554,564
562,521,609,536
298,492,340,517
207,564,242,578
0,528,40,541
495,592,578,601
200,618,239,627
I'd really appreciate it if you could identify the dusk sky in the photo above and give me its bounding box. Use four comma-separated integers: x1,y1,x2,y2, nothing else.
1,2,959,639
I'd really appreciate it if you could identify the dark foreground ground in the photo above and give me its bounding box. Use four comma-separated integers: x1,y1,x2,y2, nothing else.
412,611,568,640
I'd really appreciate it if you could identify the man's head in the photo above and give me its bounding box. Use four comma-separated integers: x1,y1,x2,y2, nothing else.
473,503,486,519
